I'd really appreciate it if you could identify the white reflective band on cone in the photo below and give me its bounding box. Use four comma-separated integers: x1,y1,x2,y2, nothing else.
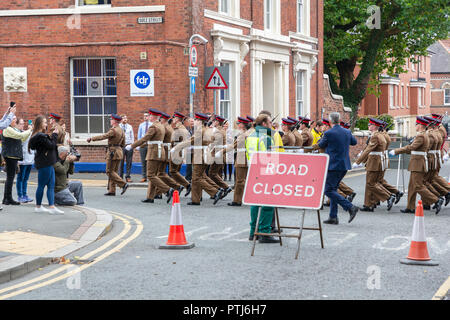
169,203,183,226
411,216,427,242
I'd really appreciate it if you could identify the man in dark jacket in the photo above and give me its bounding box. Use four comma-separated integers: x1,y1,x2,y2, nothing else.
54,146,84,206
313,112,359,225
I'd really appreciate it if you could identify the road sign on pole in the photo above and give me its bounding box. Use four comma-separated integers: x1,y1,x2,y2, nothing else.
189,67,198,77
189,45,198,67
190,77,196,94
205,67,228,90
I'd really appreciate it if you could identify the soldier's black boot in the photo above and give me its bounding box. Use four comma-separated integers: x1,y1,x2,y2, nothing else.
401,208,415,214
423,204,431,210
387,194,396,211
141,199,154,203
347,192,357,203
166,188,175,203
445,192,450,206
360,205,374,212
434,197,444,215
395,191,404,204
227,202,241,206
120,183,129,195
185,184,192,197
187,202,200,205
213,188,224,205
221,187,233,199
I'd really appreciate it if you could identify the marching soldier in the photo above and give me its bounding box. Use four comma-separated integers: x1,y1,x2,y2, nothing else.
287,116,303,148
390,117,444,214
354,118,396,212
158,112,183,194
429,114,450,203
378,121,404,206
280,118,296,148
209,115,233,198
423,116,450,209
127,108,176,204
49,113,66,146
171,112,224,206
169,112,192,196
87,114,129,196
218,116,252,206
298,116,314,148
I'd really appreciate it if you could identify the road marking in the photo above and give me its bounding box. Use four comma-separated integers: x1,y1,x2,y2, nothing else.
432,276,450,300
156,226,208,239
0,212,143,300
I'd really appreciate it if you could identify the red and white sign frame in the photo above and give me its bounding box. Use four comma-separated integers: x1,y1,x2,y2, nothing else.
205,67,228,90
242,152,329,210
189,45,198,67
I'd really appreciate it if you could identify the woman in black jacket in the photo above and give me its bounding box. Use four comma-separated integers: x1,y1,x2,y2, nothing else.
1,116,32,205
28,115,64,214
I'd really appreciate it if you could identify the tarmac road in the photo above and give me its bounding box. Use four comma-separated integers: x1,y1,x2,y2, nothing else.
0,164,448,300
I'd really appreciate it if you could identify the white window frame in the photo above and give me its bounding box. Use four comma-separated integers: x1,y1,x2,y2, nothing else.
218,62,232,122
444,88,450,105
70,57,117,137
297,0,303,33
264,0,280,34
418,86,422,107
406,85,409,108
219,0,230,15
296,71,305,117
389,85,394,109
400,84,403,108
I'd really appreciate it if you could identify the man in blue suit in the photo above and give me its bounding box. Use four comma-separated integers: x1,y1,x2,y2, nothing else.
313,112,359,224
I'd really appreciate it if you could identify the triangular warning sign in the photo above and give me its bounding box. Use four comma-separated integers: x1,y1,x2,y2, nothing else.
205,67,228,89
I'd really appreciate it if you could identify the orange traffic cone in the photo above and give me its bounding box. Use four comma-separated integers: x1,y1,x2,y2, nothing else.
158,190,195,250
400,201,438,266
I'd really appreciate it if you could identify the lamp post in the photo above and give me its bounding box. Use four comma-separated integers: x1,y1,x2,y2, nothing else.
188,34,208,117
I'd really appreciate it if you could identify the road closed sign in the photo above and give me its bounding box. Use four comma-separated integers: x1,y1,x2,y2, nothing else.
130,69,154,97
243,152,329,210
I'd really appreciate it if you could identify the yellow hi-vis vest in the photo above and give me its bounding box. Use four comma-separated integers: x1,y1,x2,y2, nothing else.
273,130,285,152
245,132,275,161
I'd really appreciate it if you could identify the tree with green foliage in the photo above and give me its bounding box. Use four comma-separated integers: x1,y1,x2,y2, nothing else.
324,0,450,127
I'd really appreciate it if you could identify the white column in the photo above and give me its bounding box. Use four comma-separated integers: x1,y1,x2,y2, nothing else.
275,62,283,117
282,62,289,116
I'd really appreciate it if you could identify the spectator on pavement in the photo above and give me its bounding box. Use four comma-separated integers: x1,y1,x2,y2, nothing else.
29,115,64,214
54,146,84,206
17,119,35,203
119,114,134,182
1,116,32,205
137,113,151,182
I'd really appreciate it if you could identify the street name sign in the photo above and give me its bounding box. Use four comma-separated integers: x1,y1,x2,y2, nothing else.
137,17,163,24
243,152,329,210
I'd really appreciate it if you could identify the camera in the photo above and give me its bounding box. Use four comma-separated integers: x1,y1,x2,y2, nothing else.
69,145,81,161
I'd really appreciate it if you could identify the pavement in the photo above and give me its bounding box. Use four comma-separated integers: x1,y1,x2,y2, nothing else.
0,203,113,285
0,166,448,300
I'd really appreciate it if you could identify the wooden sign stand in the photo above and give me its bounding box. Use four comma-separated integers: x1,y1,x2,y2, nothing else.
251,206,324,259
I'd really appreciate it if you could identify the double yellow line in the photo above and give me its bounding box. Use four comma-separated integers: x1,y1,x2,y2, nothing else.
0,211,143,300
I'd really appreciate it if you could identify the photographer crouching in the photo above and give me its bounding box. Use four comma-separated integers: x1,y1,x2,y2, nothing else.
54,146,84,206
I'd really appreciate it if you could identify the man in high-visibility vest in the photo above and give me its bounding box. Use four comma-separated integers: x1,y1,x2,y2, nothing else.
246,114,280,243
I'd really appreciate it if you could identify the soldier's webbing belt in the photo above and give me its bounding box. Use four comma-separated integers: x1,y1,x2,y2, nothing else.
411,151,428,172
369,151,385,171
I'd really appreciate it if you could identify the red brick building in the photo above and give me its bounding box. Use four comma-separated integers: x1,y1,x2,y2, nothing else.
429,40,450,117
0,0,343,164
359,53,432,137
